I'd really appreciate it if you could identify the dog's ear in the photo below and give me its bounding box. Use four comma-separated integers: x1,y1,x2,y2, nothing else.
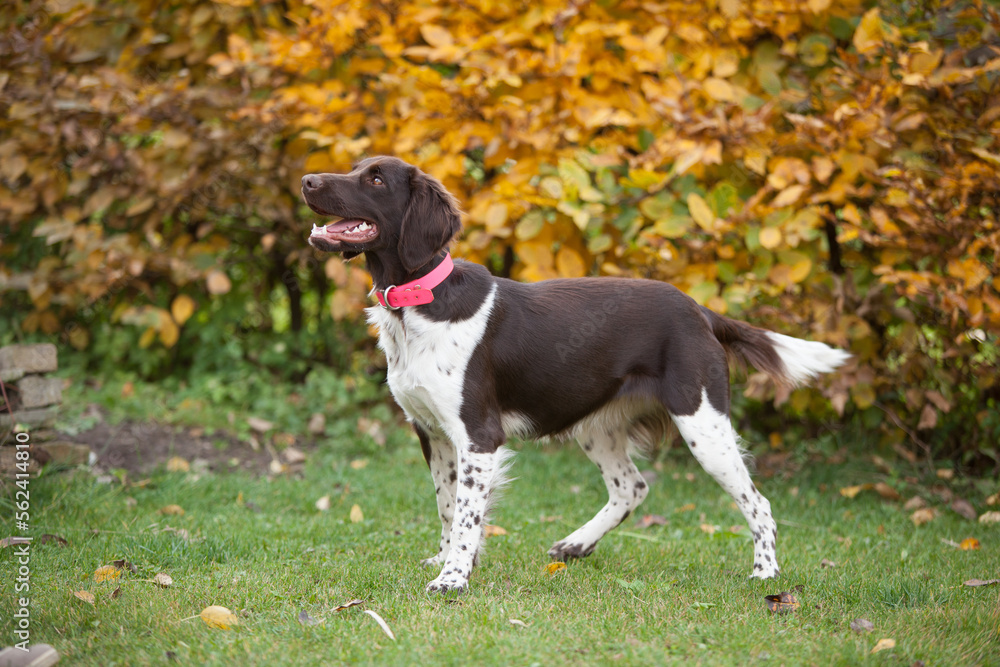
398,167,462,273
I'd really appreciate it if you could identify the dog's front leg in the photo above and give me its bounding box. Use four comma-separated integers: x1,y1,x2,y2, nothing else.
415,424,457,568
425,432,514,595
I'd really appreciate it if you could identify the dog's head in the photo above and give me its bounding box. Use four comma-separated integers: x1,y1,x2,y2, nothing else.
302,156,462,274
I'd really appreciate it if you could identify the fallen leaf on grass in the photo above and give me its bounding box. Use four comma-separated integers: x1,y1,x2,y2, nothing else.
153,573,173,587
936,468,954,480
315,495,331,511
840,484,872,499
959,537,980,551
269,460,287,475
349,504,364,523
161,526,191,541
820,559,837,569
964,578,1000,587
870,638,896,653
297,609,321,626
166,457,190,473
363,609,395,641
110,586,121,600
986,492,999,506
73,590,95,605
910,508,937,526
636,514,668,529
675,503,696,513
282,447,306,464
509,618,528,627
850,618,874,633
200,605,238,629
37,534,69,547
247,416,274,432
873,482,900,501
903,496,928,511
160,504,185,516
699,523,718,536
951,499,977,521
545,562,567,575
350,458,368,470
979,511,1000,524
764,591,799,614
332,599,364,612
94,565,122,582
484,524,507,537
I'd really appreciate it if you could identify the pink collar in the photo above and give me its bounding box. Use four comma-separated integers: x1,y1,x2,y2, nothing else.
375,254,454,309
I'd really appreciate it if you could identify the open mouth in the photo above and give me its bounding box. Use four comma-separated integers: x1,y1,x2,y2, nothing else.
308,218,379,247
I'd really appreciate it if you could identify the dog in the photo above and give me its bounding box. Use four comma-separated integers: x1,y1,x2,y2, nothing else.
302,156,850,594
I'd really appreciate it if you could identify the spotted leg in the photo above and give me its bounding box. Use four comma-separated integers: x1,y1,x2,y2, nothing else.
415,424,457,568
425,446,514,594
549,428,649,560
671,389,779,579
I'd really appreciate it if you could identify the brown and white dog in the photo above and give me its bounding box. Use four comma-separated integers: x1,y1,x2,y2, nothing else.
302,156,849,594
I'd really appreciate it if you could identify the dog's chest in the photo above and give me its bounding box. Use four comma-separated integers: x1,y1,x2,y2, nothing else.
366,286,496,429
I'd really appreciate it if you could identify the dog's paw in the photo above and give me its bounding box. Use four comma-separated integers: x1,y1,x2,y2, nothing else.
548,540,595,561
425,572,468,595
750,563,780,579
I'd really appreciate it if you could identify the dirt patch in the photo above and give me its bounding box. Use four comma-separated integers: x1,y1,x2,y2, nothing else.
59,419,283,477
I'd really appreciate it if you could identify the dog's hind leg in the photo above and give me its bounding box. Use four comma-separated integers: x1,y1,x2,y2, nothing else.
671,388,780,579
415,423,457,568
549,427,649,560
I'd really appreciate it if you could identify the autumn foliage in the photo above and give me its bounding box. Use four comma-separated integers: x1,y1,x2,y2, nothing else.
1,0,998,465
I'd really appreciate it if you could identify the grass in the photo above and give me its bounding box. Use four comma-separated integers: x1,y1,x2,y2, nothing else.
3,431,998,666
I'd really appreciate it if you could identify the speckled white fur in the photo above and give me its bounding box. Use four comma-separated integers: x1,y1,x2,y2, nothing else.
367,285,514,592
672,388,780,578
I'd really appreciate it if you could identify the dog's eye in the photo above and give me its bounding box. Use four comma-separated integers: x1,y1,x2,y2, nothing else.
372,175,384,186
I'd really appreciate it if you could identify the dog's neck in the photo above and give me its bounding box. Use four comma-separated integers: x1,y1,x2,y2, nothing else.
364,251,450,292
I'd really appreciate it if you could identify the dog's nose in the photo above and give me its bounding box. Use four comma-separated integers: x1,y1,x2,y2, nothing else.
301,174,321,191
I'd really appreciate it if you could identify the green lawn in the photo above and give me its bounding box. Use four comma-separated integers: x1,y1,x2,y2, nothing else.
3,432,998,666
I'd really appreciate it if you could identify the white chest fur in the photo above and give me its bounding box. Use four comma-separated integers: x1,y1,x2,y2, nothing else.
366,285,497,440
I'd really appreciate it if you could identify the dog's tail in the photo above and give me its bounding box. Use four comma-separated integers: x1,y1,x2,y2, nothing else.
699,306,851,387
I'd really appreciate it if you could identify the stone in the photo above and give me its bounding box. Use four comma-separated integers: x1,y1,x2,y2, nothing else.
0,406,58,429
0,367,25,383
38,441,94,467
16,376,63,408
0,344,58,374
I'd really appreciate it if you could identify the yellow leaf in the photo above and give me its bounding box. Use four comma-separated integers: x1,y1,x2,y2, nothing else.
759,227,782,250
166,457,190,473
171,295,196,325
160,504,186,516
703,77,735,102
350,458,368,469
772,184,806,208
74,590,96,605
545,562,567,575
839,484,873,499
853,9,884,56
94,565,121,582
484,524,507,537
556,247,586,278
200,605,239,630
675,503,696,513
870,638,896,654
687,193,715,231
159,317,179,348
206,270,232,295
349,504,364,523
420,24,453,48
959,537,980,551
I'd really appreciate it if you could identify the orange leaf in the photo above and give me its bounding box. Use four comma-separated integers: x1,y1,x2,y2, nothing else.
545,562,567,575
959,537,980,551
